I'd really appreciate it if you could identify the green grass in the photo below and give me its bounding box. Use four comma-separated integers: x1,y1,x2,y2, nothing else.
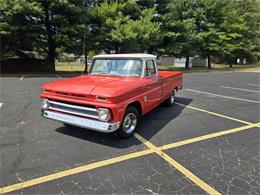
55,62,89,72
158,64,260,73
55,62,259,73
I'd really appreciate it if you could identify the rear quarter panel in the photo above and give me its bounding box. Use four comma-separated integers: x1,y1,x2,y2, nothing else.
159,71,183,101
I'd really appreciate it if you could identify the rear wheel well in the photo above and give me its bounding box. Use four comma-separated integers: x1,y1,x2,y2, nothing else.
127,101,142,115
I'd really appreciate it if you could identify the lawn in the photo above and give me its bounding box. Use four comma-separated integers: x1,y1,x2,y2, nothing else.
158,63,260,73
55,62,87,72
55,62,260,73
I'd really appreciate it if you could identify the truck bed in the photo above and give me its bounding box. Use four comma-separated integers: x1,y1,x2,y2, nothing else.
158,71,183,78
158,71,183,102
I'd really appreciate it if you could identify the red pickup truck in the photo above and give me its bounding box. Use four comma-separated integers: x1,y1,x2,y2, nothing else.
40,54,183,138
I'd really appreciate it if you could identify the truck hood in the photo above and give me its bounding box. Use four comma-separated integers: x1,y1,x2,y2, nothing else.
41,75,144,97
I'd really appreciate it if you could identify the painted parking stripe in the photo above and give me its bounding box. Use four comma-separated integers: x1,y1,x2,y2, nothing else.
0,149,154,194
1,102,258,194
247,83,260,87
220,86,260,93
1,122,258,194
160,123,259,150
134,133,221,195
175,102,260,128
174,102,255,126
186,89,260,104
0,103,3,108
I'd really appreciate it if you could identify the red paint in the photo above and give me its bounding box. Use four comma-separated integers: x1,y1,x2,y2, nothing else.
40,57,183,124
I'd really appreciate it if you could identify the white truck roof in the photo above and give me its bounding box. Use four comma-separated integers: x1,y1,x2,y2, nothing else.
94,53,156,59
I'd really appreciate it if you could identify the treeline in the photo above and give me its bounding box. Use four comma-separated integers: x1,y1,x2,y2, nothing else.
0,0,259,71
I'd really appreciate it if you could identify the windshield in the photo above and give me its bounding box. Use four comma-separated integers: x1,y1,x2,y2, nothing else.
90,59,143,77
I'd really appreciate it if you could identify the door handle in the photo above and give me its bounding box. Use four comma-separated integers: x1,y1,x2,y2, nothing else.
145,85,151,90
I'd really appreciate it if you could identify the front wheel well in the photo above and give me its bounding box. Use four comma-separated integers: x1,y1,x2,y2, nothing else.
127,101,142,115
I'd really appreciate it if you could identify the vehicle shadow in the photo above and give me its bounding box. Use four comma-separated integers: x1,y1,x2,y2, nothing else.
55,97,193,148
137,97,192,141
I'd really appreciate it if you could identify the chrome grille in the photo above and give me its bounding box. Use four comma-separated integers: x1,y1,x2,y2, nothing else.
48,100,98,119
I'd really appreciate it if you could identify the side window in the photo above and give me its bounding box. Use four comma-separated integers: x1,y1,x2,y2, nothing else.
145,60,156,77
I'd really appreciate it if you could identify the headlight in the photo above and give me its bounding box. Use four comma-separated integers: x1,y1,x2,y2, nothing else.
97,108,111,121
42,99,49,109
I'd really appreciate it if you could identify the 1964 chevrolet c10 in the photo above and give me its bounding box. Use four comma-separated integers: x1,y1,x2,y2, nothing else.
40,54,183,138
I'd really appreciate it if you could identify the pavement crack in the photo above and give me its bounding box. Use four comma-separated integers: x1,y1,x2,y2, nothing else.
56,183,65,195
138,185,159,195
71,179,82,191
218,148,225,172
15,172,23,182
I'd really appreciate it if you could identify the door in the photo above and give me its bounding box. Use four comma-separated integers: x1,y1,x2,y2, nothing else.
143,59,163,112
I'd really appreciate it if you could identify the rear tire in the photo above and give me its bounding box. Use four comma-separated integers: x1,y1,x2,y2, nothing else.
116,106,139,138
164,89,176,106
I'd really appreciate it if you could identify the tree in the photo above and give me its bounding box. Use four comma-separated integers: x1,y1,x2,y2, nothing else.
1,0,259,72
222,0,260,66
90,0,160,53
191,0,235,69
137,0,171,53
0,0,42,59
160,0,198,69
0,0,91,71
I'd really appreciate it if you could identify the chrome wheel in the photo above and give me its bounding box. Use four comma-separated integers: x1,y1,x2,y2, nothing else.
123,113,137,134
170,90,175,104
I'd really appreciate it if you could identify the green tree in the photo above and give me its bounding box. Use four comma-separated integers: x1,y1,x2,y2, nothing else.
136,0,171,19
193,0,235,68
0,0,42,59
160,0,259,69
160,0,198,69
195,0,260,67
223,0,260,66
90,0,160,53
0,0,91,71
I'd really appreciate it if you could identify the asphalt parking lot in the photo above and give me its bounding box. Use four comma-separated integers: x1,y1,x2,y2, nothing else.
0,71,259,195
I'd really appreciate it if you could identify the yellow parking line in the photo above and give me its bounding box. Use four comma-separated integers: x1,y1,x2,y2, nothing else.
186,89,260,104
160,123,259,150
134,134,221,195
0,149,154,194
220,86,260,93
174,102,255,125
0,103,3,108
1,122,258,194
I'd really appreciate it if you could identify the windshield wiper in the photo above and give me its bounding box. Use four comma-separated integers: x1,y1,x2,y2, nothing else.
90,73,108,75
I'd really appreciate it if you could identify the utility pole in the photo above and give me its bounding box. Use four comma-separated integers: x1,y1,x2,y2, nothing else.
83,29,88,73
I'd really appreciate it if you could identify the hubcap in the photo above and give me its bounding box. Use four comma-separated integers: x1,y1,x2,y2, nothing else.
170,91,175,103
123,113,137,134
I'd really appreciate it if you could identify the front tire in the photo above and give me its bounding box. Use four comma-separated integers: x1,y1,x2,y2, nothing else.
116,106,139,138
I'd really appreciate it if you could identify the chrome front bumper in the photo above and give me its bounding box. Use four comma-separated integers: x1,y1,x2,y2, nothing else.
42,110,120,133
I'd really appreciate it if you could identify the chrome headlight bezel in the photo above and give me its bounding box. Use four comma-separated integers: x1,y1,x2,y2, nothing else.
42,99,49,109
97,108,111,122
